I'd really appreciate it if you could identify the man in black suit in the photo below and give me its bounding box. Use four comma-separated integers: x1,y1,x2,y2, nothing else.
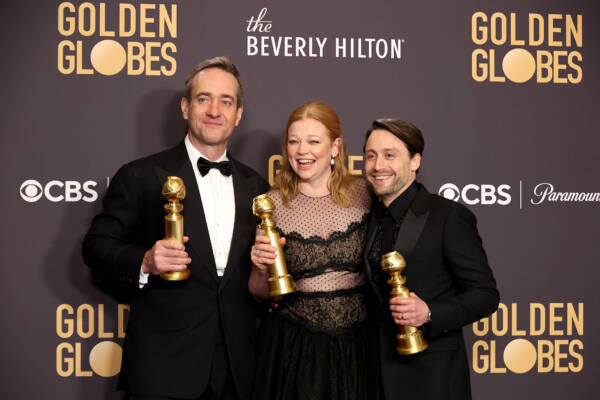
363,119,499,400
83,57,268,400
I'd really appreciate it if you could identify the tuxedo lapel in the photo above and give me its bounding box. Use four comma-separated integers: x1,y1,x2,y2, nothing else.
153,143,218,283
393,209,429,257
393,184,431,263
219,160,256,290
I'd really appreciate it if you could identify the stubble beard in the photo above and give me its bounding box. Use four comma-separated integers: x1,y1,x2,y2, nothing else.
370,175,409,205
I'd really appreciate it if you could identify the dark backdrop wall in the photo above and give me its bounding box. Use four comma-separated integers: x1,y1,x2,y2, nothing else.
1,0,598,398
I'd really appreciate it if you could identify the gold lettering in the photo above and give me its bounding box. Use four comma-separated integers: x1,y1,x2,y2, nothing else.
161,42,177,76
119,3,136,37
127,42,145,75
566,302,583,335
118,304,130,338
511,303,526,336
472,12,488,45
490,12,507,46
530,303,545,336
56,342,74,377
565,15,583,47
491,303,508,336
567,51,583,84
159,4,177,38
529,14,544,46
569,339,584,372
348,155,363,176
76,304,94,338
536,50,553,83
473,316,489,336
78,2,96,37
75,343,92,377
268,154,283,186
510,13,524,45
537,340,554,372
58,2,76,36
99,3,115,37
75,41,93,74
471,49,487,81
553,50,568,84
56,304,74,338
489,340,506,373
547,14,562,46
57,40,76,74
488,49,505,82
98,304,115,338
140,4,156,38
549,303,564,335
472,340,489,373
554,339,569,372
145,42,161,76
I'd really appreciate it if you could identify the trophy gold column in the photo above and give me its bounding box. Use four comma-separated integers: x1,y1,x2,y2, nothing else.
160,176,190,281
381,251,428,355
252,194,296,297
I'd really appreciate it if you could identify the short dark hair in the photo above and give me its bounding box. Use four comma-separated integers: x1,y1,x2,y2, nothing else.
364,119,425,157
184,56,244,108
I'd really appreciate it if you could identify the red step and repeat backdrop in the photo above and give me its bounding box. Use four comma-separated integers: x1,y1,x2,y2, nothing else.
1,0,597,398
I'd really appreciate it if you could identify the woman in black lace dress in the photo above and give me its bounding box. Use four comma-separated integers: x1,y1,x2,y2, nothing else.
249,101,380,400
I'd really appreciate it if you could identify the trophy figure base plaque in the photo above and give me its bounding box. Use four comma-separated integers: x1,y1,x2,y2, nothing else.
160,176,190,281
160,269,191,281
253,193,297,298
268,274,296,297
396,327,429,355
381,250,428,356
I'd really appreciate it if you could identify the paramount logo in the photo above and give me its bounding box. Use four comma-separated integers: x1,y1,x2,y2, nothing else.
530,183,600,205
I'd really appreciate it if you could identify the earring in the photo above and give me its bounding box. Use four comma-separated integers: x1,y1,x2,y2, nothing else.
331,155,335,166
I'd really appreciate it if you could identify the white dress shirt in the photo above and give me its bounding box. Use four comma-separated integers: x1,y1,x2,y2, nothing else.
139,136,236,286
184,136,235,277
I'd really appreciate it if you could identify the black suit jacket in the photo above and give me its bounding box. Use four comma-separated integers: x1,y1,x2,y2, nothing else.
364,182,499,400
83,142,268,399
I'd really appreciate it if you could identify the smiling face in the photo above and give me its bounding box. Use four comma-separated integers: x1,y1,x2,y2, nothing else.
364,129,421,206
181,67,243,158
287,118,340,191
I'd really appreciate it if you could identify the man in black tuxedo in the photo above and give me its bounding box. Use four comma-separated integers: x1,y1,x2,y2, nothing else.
363,119,499,400
83,57,268,400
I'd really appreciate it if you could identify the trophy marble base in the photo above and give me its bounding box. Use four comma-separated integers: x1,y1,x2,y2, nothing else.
160,269,191,281
268,274,296,297
396,328,428,355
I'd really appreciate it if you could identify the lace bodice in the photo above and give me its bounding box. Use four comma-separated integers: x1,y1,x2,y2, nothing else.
264,179,371,332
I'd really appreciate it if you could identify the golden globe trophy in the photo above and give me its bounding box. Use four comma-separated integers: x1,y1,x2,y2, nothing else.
160,176,190,281
252,194,296,297
381,251,428,355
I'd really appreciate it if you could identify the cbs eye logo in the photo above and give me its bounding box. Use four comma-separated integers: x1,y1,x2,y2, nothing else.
19,179,99,203
439,183,511,205
439,183,461,201
20,180,44,202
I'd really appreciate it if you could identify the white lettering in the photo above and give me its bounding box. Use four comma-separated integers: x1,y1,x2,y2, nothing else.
65,181,82,202
45,180,64,202
247,36,258,56
246,8,272,33
531,183,600,204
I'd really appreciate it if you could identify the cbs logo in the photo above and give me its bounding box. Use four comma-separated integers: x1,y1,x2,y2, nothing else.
439,183,511,205
20,179,98,203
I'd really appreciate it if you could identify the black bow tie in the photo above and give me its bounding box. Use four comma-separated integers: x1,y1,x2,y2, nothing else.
197,157,233,177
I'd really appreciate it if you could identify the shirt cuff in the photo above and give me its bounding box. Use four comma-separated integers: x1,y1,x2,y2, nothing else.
139,266,150,288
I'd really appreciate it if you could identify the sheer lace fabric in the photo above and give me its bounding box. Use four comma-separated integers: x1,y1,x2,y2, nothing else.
253,180,381,400
264,180,371,332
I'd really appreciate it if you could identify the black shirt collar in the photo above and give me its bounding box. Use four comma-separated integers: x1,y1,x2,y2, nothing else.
385,180,419,223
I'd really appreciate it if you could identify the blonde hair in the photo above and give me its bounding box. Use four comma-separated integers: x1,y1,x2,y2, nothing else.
275,101,357,207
